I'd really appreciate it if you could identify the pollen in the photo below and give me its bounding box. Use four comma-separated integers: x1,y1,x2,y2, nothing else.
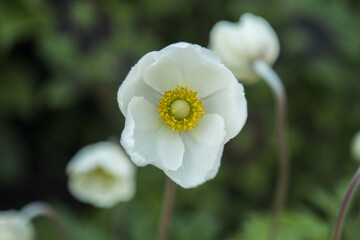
92,167,117,182
159,86,205,131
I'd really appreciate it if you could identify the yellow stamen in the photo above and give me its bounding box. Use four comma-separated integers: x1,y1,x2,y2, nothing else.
92,167,116,181
159,86,205,131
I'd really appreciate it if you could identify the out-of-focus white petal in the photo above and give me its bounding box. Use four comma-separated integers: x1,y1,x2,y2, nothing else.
203,80,247,142
240,13,280,65
165,114,226,188
66,142,136,208
352,131,360,162
0,211,35,240
209,13,280,83
121,97,184,171
209,21,247,67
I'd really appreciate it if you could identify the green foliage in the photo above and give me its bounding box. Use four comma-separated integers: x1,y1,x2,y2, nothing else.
0,0,360,239
228,211,328,240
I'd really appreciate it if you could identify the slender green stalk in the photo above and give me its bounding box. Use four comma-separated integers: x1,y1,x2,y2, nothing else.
157,178,176,240
253,60,290,240
20,202,71,240
333,167,360,240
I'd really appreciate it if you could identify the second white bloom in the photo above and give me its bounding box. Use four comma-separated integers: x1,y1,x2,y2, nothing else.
209,13,280,83
118,42,247,188
66,142,136,208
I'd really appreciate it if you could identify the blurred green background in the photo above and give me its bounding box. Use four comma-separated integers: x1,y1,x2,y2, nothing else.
0,0,360,239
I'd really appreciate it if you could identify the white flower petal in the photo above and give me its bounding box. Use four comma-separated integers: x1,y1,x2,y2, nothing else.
160,42,221,65
143,55,181,94
205,140,225,180
186,114,226,146
117,52,161,116
209,20,257,81
121,97,184,171
68,169,134,208
159,43,221,79
240,13,280,65
66,142,134,178
165,114,226,188
185,62,229,98
203,80,247,142
144,46,228,98
157,128,185,171
209,21,247,65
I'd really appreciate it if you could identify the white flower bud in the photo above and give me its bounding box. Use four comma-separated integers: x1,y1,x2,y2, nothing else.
0,210,35,240
352,131,360,162
209,13,280,83
66,142,136,208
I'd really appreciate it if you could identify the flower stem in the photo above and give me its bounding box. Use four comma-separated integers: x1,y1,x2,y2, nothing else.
20,202,71,240
157,178,176,240
333,167,360,240
253,60,290,240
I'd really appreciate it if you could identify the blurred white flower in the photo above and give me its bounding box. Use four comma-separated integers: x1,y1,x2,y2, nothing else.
66,141,136,208
352,131,360,162
118,42,247,188
0,210,35,240
209,13,280,83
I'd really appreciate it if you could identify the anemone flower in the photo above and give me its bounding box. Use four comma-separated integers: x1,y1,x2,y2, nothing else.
118,42,247,189
67,141,136,208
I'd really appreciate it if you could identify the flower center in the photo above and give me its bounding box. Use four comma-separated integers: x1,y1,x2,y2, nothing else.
159,86,205,131
170,100,190,119
91,167,117,182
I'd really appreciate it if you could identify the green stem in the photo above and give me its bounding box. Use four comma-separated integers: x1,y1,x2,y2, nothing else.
20,202,71,240
253,60,290,240
157,178,176,240
333,167,360,240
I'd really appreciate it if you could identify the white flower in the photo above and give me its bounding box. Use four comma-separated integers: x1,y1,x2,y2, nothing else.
66,141,136,208
209,13,280,83
0,210,35,240
352,131,360,162
118,42,247,188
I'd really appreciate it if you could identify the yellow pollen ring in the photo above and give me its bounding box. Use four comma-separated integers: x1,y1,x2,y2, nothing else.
159,86,205,131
